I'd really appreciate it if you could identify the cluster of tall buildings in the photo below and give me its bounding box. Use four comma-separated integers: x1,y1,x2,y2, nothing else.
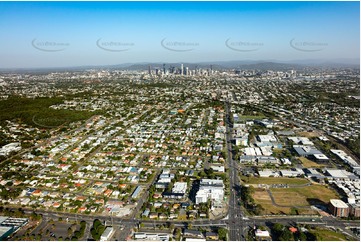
147,64,215,76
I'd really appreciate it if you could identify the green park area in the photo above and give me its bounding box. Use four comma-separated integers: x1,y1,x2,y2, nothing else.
0,97,95,128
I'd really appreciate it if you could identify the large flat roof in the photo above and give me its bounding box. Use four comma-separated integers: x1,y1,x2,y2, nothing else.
330,199,349,209
326,169,349,178
0,217,8,224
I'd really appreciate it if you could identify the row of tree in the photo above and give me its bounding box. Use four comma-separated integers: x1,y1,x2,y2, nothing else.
90,219,106,240
239,185,264,215
271,223,314,241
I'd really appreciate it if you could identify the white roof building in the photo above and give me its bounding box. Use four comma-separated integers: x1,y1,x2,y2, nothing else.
313,153,329,160
280,169,304,177
257,135,277,143
330,199,349,209
326,169,357,180
258,170,279,177
172,182,187,194
288,137,314,145
100,227,114,241
255,229,270,237
196,179,224,204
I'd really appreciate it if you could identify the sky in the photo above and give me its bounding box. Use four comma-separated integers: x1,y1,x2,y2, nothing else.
0,1,359,68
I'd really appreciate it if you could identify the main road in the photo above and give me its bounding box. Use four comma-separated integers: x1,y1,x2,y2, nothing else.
224,100,245,240
16,206,359,241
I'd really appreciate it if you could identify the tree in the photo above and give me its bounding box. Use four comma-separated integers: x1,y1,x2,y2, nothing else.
68,227,73,237
254,204,264,215
80,221,86,230
174,228,181,239
272,223,285,238
218,228,228,241
290,207,299,215
279,229,293,241
296,231,307,241
91,219,105,240
187,223,192,230
272,223,284,232
258,225,266,231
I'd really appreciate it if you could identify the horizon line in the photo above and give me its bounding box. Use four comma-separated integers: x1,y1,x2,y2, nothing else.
1,58,360,71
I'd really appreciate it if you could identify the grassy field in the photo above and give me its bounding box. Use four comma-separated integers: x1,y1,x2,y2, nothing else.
242,176,310,186
253,188,292,214
271,184,339,206
298,157,325,168
309,227,347,241
239,115,265,120
252,188,317,215
251,184,339,215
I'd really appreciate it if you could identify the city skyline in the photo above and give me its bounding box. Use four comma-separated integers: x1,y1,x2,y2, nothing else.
0,1,359,68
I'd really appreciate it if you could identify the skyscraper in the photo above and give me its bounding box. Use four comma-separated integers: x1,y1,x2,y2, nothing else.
181,64,184,76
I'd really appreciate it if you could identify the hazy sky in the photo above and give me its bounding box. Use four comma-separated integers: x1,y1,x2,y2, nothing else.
0,1,359,68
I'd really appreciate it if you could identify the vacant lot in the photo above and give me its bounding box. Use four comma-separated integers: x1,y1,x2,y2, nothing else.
297,131,319,138
242,176,310,186
298,157,325,168
251,184,339,215
252,188,316,215
253,188,292,214
271,184,339,206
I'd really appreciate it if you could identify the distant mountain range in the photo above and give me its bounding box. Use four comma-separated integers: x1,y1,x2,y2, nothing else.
0,59,359,73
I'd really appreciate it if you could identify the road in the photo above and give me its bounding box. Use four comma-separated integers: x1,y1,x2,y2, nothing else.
17,206,359,241
224,100,245,240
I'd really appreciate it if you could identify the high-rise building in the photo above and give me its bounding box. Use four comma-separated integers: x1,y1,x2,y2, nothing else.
181,64,184,75
148,65,151,75
186,67,189,76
